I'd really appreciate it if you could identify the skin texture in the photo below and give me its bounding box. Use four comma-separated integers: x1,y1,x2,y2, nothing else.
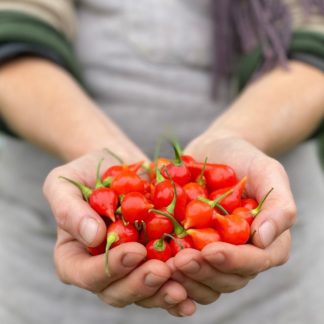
1,57,324,317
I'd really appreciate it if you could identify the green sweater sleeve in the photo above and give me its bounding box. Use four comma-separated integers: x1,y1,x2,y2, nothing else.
0,11,83,138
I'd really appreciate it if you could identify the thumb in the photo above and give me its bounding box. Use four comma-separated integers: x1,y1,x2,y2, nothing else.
43,167,107,247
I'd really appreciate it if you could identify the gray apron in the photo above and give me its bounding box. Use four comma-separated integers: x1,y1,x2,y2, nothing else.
1,1,323,323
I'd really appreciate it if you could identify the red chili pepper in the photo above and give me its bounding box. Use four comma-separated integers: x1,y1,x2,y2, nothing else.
209,176,247,214
105,220,139,275
110,170,145,195
183,183,208,202
186,228,221,251
160,142,191,186
144,211,173,241
233,188,274,225
101,160,144,184
120,192,153,224
241,198,258,210
152,180,187,222
149,208,187,239
180,154,196,164
183,189,233,229
89,187,118,221
204,164,237,192
149,157,171,180
60,176,118,222
87,238,106,256
168,235,194,255
146,238,172,262
182,158,208,202
212,212,250,245
183,200,213,229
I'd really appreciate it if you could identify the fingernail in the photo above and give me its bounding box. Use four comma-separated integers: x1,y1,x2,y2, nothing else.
259,221,276,247
181,260,200,274
144,273,166,287
122,253,145,267
80,218,98,244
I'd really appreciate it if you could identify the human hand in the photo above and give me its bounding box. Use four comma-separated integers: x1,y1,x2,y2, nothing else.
167,134,295,305
43,149,193,315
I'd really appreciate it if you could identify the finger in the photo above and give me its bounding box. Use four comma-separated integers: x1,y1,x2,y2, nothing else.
55,230,147,292
202,230,291,276
174,249,250,293
98,259,171,307
172,271,221,304
167,258,220,304
247,158,297,248
167,299,197,317
136,280,187,309
43,166,107,247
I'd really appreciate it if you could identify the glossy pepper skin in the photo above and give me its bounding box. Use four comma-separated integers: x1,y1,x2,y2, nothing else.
212,213,250,245
152,180,187,222
169,235,194,255
183,199,214,229
209,176,247,214
146,239,173,262
110,170,145,195
144,212,174,241
204,164,237,192
232,188,274,225
101,161,144,182
105,220,139,275
59,176,118,222
121,192,153,224
186,228,221,251
160,142,191,186
89,187,118,222
87,238,107,256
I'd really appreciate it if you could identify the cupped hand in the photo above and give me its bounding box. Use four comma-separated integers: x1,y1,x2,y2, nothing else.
43,149,194,316
168,134,296,304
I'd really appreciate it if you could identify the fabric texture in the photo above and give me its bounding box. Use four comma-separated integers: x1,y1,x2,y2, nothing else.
0,1,323,324
0,0,75,38
0,11,82,81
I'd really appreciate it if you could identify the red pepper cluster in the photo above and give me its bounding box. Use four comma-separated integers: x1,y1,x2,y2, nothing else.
61,143,272,274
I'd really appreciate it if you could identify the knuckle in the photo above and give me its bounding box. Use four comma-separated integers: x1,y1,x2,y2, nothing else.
269,158,286,175
54,249,70,285
283,204,297,226
196,292,220,305
277,248,291,267
260,256,272,272
125,285,145,301
54,203,69,228
221,279,249,293
100,294,128,308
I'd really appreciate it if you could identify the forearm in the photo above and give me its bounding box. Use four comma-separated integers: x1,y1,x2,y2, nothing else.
0,57,145,161
206,61,324,156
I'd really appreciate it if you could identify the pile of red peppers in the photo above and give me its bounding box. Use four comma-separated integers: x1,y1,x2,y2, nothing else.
61,142,272,274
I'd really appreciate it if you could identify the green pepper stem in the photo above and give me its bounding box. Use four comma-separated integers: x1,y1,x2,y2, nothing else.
105,232,119,276
95,158,105,188
197,188,234,216
104,148,124,164
252,188,274,216
163,233,184,250
162,167,177,215
153,237,166,251
156,167,165,184
150,209,187,238
59,176,92,201
197,157,208,186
